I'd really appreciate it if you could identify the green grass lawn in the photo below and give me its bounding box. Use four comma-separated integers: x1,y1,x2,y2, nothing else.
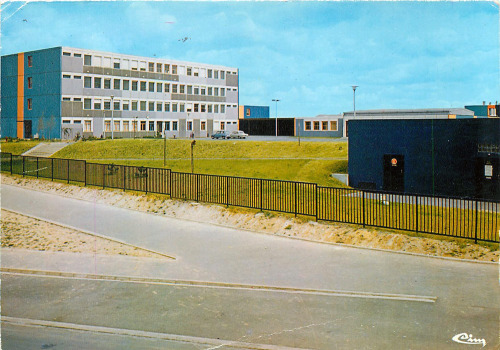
53,139,348,186
0,140,42,155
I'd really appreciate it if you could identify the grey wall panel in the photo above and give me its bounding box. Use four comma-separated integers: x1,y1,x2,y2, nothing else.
226,74,238,87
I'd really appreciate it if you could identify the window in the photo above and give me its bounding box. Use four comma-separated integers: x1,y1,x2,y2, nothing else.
132,120,138,131
140,121,146,131
201,88,206,96
187,67,192,76
74,75,82,80
194,104,199,112
164,83,170,93
164,64,170,73
132,101,138,111
63,74,71,79
140,81,147,91
201,104,206,113
208,105,212,113
214,105,219,113
220,88,225,97
187,85,193,94
149,101,155,111
194,87,199,95
314,121,320,130
84,55,91,66
84,77,92,88
214,70,219,79
180,104,185,112
84,121,91,132
157,82,162,93
94,100,102,110
123,80,129,90
172,65,177,74
172,103,178,112
157,63,162,73
114,79,120,90
201,121,206,131
208,87,212,96
221,105,225,113
305,121,311,130
322,121,328,130
104,121,111,132
148,62,154,72
74,98,82,102
94,77,102,89
165,121,170,131
156,102,162,112
180,85,185,94
27,77,32,89
149,121,155,131
165,103,170,112
208,69,212,78
114,101,120,110
104,79,111,89
221,71,225,79
220,121,225,130
74,53,82,58
63,52,71,56
149,82,155,92
246,108,250,117
489,108,497,117
214,88,219,96
63,97,71,101
27,98,32,110
114,62,120,69
172,84,178,93
84,98,92,109
114,121,120,131
104,100,111,110
187,121,193,131
123,101,130,110
28,55,33,67
123,122,129,132
330,121,338,131
172,121,178,131
132,81,138,91
140,101,146,111
62,120,71,124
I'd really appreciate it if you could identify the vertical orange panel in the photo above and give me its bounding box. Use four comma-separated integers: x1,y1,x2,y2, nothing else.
17,53,24,138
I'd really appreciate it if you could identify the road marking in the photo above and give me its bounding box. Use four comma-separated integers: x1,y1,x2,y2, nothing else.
2,268,437,303
2,316,305,350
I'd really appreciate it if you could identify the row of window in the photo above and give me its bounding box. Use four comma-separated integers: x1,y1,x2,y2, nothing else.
70,75,236,95
62,118,237,133
61,51,237,78
78,97,237,113
304,120,338,131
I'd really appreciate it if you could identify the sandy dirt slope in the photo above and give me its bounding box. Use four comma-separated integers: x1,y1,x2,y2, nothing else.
1,175,498,262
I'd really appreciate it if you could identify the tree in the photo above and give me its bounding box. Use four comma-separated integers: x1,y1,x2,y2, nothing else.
46,115,56,140
37,114,45,139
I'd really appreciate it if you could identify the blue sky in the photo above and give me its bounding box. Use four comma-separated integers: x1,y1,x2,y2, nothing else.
1,1,499,117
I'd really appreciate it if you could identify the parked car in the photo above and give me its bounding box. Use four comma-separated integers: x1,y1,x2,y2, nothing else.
226,130,249,139
211,131,228,139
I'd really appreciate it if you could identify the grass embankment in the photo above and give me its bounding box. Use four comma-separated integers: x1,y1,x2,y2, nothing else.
1,140,42,155
54,139,348,186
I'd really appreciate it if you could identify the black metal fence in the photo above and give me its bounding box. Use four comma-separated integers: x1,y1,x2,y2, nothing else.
1,152,498,243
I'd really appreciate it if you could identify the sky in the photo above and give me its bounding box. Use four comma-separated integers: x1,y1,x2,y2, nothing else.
1,1,499,117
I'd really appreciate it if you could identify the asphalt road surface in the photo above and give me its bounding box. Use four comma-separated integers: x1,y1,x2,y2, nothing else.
1,184,498,349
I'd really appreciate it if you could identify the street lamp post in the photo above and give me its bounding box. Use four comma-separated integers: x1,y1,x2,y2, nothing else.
191,140,196,173
134,116,138,139
110,95,114,140
351,86,358,120
272,99,280,138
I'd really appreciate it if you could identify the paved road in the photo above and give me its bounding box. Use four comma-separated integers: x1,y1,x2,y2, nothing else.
1,184,498,349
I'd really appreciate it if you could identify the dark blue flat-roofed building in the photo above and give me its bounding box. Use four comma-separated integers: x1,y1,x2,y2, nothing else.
348,118,500,200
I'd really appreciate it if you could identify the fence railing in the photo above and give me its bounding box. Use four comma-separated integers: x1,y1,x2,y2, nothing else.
1,152,498,243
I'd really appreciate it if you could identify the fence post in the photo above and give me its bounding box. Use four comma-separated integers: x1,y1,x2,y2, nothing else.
226,176,229,208
84,161,87,186
67,160,70,184
260,179,263,211
196,174,199,202
294,182,298,218
169,170,173,199
474,200,478,244
51,158,54,181
415,196,419,233
315,184,318,221
362,190,366,228
36,157,39,179
102,164,105,189
123,166,126,191
10,153,13,175
22,156,25,177
145,168,148,194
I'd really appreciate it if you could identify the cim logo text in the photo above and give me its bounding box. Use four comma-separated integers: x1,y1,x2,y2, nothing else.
452,333,486,347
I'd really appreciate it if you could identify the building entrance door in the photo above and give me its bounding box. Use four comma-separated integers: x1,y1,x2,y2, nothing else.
24,120,32,139
383,154,405,192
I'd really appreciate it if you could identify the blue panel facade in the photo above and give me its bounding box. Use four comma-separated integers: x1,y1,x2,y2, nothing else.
348,119,500,200
1,54,19,138
465,105,488,117
1,47,62,139
24,47,62,139
243,105,270,119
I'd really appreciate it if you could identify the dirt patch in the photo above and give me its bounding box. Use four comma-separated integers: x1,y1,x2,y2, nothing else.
2,175,498,262
1,209,168,259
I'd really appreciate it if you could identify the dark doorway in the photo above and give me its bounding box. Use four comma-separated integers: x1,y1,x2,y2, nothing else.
475,157,500,200
383,154,405,192
24,120,32,139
